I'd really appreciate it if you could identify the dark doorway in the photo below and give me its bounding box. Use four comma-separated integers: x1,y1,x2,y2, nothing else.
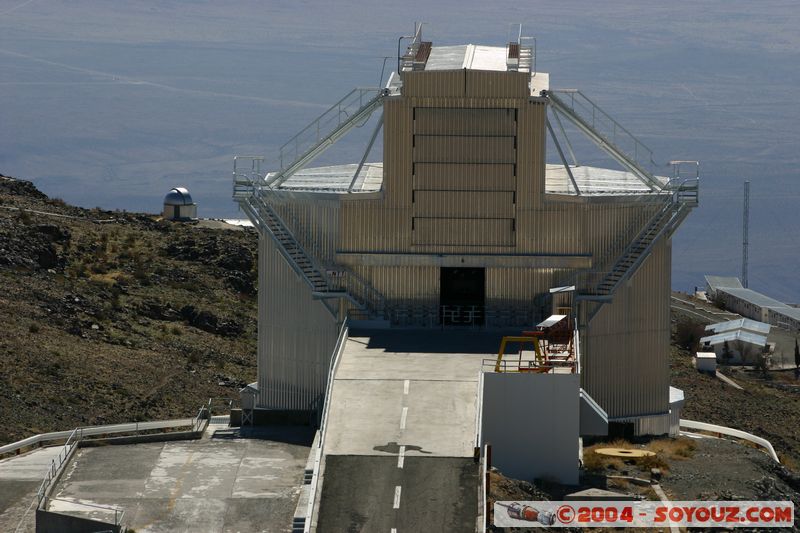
440,267,485,326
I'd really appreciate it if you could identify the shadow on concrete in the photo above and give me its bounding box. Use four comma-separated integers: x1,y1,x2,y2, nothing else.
211,425,315,446
372,441,431,454
349,328,523,354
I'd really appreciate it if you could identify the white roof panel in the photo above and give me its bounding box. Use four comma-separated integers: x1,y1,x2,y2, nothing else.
705,318,770,335
699,330,768,347
705,275,743,291
545,164,669,196
718,287,789,310
537,315,567,328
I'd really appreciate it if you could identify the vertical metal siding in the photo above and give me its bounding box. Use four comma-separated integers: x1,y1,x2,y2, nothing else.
414,107,516,135
465,70,529,98
413,191,514,218
257,234,339,410
413,218,514,246
413,136,516,163
413,163,516,191
582,238,672,418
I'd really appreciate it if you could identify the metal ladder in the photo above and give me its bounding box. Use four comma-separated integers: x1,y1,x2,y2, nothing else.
546,90,663,191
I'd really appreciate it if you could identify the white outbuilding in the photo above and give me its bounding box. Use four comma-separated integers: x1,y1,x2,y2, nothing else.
699,330,768,364
695,352,717,373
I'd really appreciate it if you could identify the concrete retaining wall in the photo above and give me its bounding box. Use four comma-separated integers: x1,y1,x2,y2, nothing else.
36,509,120,533
481,372,579,485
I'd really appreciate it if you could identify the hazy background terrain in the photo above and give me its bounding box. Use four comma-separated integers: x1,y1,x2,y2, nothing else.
1,0,798,299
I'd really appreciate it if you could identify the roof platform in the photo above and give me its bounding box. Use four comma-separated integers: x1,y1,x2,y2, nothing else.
266,163,383,193
267,162,669,197
545,164,669,196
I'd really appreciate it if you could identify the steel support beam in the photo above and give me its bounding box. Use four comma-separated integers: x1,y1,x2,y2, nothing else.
546,118,581,195
349,113,384,192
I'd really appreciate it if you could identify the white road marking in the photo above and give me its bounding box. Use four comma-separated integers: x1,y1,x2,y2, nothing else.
391,529,397,533
393,485,402,509
397,445,405,468
403,379,410,394
400,407,408,430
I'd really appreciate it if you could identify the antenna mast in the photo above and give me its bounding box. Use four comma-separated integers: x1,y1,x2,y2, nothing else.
742,180,750,288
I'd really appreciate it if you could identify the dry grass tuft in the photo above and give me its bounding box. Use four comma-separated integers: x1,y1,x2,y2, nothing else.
583,437,697,474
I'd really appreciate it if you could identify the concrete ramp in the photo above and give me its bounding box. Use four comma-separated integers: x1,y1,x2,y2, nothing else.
316,329,499,532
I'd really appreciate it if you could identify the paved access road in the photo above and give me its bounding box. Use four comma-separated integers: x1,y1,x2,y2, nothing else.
316,329,504,532
317,456,478,532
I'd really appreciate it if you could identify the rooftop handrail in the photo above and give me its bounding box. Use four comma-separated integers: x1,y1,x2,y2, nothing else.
548,89,657,175
275,87,382,172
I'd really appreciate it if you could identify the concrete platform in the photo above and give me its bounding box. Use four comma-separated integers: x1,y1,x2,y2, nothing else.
325,329,505,458
316,329,499,531
0,446,64,533
45,426,313,533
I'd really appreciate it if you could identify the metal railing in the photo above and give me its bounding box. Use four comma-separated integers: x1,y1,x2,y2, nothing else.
234,158,389,320
276,87,382,171
36,427,82,507
549,89,656,173
305,321,349,532
569,176,699,298
680,419,779,463
266,87,384,188
0,417,202,458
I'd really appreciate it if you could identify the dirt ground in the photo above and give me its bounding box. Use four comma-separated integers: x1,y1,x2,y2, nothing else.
0,175,258,445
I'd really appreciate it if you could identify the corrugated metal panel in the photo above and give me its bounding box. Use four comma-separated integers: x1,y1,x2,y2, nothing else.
486,267,562,309
413,191,514,218
402,70,466,97
413,135,515,164
413,163,515,191
257,234,339,410
350,265,439,303
515,101,546,207
465,70,528,98
414,107,516,135
270,195,340,265
582,237,671,418
339,203,411,252
383,98,413,207
413,218,514,246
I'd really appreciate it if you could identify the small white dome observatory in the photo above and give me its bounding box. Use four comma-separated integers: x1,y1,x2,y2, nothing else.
162,187,197,221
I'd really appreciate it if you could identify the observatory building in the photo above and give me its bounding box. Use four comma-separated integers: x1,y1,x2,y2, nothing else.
233,28,698,435
162,187,197,221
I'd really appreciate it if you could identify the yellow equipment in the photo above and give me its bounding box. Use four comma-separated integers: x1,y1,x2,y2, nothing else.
494,336,548,373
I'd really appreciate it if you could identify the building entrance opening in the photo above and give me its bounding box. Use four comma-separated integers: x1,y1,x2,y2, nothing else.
440,267,485,326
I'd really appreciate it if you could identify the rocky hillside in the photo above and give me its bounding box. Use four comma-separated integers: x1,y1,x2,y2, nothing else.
0,174,258,445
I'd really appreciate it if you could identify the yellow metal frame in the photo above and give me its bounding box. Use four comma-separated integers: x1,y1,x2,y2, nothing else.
494,335,546,373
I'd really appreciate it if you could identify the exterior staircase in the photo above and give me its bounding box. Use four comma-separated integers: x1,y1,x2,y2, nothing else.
596,186,696,295
232,87,390,320
239,192,330,293
518,39,534,72
580,177,699,298
233,145,387,319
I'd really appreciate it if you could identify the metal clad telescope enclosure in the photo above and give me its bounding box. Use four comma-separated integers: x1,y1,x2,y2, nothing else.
232,25,698,435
